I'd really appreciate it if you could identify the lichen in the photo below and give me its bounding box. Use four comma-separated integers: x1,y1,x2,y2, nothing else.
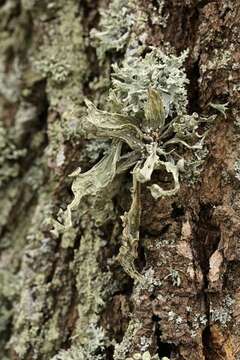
62,47,215,281
0,124,27,188
165,269,181,287
234,160,240,181
30,0,88,108
209,102,229,118
210,295,235,327
110,48,189,118
151,0,169,28
91,0,135,60
51,325,107,360
126,351,160,360
113,319,142,360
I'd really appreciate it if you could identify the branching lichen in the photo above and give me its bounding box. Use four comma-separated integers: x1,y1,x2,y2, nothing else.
110,49,189,118
62,48,216,281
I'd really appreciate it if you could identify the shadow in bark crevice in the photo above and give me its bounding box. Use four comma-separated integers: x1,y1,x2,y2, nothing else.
193,203,221,359
152,314,176,359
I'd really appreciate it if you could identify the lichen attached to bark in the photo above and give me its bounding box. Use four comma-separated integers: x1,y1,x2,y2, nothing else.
62,47,216,281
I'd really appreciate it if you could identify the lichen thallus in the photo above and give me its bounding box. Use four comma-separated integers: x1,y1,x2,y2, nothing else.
60,86,215,282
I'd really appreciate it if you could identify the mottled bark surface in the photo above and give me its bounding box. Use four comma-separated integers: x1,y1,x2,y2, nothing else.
0,1,240,359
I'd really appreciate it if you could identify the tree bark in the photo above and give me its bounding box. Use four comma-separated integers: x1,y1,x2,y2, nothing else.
0,1,240,359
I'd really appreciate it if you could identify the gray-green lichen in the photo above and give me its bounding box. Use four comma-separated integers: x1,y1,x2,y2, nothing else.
126,351,160,360
151,0,169,28
0,125,26,187
91,0,135,60
62,46,215,281
9,190,62,358
110,48,189,118
209,102,229,118
73,209,113,339
30,0,88,108
210,295,235,327
51,325,107,360
234,160,240,181
113,319,142,360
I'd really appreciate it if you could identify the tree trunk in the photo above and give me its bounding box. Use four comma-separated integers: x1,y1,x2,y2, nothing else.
0,1,240,359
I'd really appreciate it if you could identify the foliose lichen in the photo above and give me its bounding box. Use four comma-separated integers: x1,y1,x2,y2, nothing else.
210,295,235,327
62,46,216,282
0,125,27,188
109,48,189,118
51,325,107,360
126,351,160,360
90,0,135,60
113,319,142,360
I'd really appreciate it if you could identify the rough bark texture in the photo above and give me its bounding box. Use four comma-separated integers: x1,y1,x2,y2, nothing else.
0,1,240,360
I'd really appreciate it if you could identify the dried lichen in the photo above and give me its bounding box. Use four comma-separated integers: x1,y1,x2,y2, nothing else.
63,47,215,281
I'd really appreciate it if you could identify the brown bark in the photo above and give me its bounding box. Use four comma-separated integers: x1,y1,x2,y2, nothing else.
0,0,240,359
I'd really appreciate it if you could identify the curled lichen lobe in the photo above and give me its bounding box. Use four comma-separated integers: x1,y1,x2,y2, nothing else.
62,47,216,281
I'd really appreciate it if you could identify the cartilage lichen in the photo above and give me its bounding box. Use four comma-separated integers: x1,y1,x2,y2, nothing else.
62,47,216,281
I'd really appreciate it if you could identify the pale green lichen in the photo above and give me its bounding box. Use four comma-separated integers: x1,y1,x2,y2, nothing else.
126,351,160,360
110,49,189,118
210,295,235,327
209,102,229,118
30,0,88,108
62,47,216,281
0,125,27,187
9,187,66,358
234,160,240,181
0,268,20,358
165,269,181,287
113,319,142,360
51,325,107,360
151,0,169,28
91,0,135,60
64,208,114,358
